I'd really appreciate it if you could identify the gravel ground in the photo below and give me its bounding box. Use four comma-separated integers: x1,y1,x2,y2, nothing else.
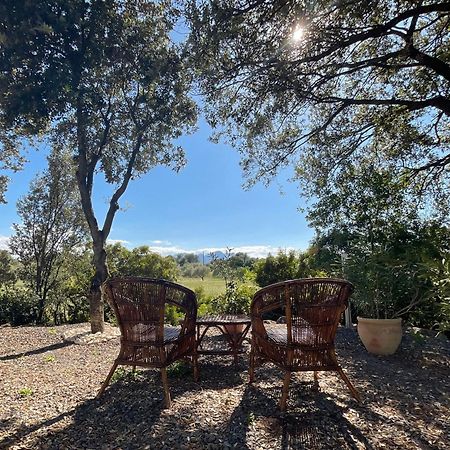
0,323,449,449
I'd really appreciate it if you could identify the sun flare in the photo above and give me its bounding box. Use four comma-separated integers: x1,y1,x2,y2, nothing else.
292,26,304,42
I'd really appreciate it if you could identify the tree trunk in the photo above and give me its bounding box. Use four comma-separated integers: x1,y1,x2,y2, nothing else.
90,240,108,333
89,285,105,333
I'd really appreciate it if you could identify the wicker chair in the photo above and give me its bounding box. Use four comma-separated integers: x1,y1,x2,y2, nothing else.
249,278,361,411
97,277,198,408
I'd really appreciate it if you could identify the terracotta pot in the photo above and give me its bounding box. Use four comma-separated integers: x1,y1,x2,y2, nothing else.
224,323,245,335
357,317,402,355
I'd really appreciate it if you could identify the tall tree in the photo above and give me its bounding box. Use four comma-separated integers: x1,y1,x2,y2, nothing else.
9,150,86,323
0,249,16,286
107,243,180,280
1,1,197,332
187,0,450,212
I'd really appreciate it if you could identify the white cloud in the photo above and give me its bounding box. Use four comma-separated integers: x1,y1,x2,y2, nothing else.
0,235,10,251
148,244,295,259
148,245,191,256
0,234,295,259
107,239,130,246
231,245,295,258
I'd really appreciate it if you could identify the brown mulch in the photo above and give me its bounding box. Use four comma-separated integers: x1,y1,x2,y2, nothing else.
0,323,449,450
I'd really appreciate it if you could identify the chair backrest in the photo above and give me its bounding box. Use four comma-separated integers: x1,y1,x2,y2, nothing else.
252,278,353,346
104,277,197,343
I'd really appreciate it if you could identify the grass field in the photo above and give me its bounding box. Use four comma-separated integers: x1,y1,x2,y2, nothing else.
178,276,226,298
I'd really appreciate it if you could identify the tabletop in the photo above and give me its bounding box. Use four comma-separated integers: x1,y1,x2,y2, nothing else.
196,314,251,325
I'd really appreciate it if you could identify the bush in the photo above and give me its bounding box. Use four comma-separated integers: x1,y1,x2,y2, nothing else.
209,282,257,315
0,286,38,325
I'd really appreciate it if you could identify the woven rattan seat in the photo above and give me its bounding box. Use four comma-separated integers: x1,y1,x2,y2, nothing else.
96,277,198,408
249,278,361,411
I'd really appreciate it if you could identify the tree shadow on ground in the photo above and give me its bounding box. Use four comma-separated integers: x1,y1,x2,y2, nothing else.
2,329,448,449
0,341,73,361
0,359,251,450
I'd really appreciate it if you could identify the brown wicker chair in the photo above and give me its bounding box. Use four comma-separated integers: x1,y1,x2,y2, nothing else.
97,277,198,408
249,278,361,411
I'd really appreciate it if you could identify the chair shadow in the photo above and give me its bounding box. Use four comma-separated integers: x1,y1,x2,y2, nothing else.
0,359,251,449
2,328,448,449
224,380,375,450
0,341,73,361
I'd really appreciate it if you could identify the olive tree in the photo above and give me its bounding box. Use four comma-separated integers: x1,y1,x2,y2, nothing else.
187,0,450,213
9,150,86,323
1,0,197,332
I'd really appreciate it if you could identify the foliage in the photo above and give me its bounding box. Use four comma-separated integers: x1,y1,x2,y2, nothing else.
1,0,197,332
210,281,256,315
0,285,37,325
226,252,256,270
9,150,86,323
167,360,191,378
107,244,179,280
187,0,450,215
209,249,244,284
110,367,143,383
18,388,33,397
314,223,450,325
207,249,256,313
52,247,92,324
254,250,319,287
180,263,211,278
422,255,450,334
176,253,200,266
0,250,17,285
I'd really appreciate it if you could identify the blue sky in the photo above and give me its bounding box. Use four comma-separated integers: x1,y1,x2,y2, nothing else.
0,117,314,258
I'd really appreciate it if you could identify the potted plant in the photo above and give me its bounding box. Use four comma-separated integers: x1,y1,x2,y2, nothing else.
348,251,423,355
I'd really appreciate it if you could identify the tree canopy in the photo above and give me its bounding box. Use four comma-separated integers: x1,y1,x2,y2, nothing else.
1,0,197,331
187,0,450,216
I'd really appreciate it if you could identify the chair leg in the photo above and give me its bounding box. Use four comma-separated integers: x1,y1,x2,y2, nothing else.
337,368,361,402
313,371,319,391
96,361,119,399
280,371,291,412
249,348,255,383
161,368,172,408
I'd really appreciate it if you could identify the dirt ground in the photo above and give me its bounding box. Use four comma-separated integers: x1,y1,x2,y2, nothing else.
0,323,449,449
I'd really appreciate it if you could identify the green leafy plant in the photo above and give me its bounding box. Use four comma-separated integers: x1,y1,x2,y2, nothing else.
211,282,255,315
43,355,56,363
167,361,190,378
18,387,33,397
209,249,256,314
111,367,143,383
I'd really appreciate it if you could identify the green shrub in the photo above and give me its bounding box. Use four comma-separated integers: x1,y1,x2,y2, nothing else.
0,286,37,325
210,282,256,315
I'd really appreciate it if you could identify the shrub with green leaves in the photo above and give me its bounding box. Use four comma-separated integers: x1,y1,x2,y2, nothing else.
210,282,256,315
0,286,37,325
